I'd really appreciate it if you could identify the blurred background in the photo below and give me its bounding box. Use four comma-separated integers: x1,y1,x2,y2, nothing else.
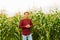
0,0,60,17
0,0,60,40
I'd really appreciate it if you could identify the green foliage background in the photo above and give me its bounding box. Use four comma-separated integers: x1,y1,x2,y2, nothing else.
0,10,60,40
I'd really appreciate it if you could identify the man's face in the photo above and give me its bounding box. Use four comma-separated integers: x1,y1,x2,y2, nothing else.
24,13,29,18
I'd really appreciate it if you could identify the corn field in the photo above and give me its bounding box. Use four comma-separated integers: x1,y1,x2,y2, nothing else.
0,10,60,40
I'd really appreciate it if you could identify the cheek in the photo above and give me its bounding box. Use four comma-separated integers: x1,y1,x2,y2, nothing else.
25,14,29,16
26,15,29,16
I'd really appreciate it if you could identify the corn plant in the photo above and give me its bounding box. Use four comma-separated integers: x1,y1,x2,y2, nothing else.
0,10,60,40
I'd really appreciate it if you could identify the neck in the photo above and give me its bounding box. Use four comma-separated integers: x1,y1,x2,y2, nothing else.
24,17,29,19
26,17,28,19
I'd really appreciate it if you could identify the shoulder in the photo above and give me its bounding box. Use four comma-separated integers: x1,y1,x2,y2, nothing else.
29,18,32,20
20,19,24,21
28,19,32,21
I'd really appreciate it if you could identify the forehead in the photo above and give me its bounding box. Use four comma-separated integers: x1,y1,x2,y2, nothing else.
24,12,29,15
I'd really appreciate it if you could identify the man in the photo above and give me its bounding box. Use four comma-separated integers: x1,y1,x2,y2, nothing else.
19,12,33,40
